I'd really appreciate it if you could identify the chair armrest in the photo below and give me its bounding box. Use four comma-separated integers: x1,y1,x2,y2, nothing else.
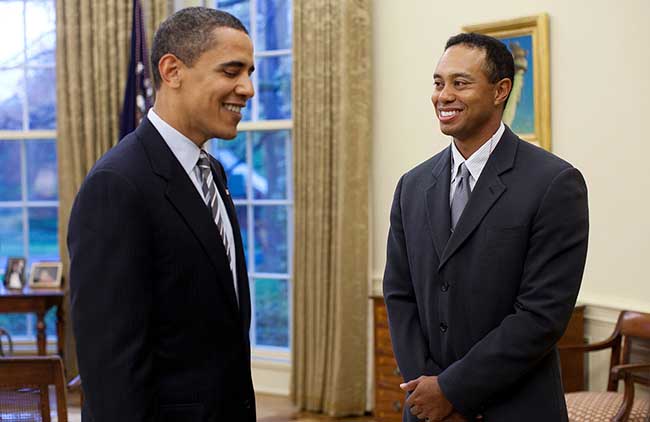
558,336,617,353
611,363,650,380
611,364,650,422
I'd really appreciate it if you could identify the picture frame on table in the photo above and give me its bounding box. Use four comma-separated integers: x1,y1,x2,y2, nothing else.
3,257,26,290
28,262,63,289
463,13,551,151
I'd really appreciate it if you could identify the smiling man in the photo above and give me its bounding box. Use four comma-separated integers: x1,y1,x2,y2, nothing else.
68,8,256,422
383,33,589,421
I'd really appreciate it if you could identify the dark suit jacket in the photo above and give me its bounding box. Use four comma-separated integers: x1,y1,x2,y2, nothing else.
68,117,255,422
383,126,589,421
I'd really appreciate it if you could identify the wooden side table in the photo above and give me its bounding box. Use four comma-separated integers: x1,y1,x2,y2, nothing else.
0,287,65,359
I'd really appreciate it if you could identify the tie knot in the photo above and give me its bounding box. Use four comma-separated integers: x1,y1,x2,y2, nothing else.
457,162,470,180
197,149,210,166
196,150,212,181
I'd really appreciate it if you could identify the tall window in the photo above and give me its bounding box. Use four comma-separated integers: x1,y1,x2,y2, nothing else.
208,0,292,352
0,0,58,338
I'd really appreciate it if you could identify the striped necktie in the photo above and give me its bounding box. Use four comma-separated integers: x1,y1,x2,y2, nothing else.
195,150,234,276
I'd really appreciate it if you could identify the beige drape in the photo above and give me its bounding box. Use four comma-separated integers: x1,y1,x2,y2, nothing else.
292,0,372,416
56,0,170,376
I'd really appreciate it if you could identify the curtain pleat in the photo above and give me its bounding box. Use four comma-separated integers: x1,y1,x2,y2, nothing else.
291,0,372,416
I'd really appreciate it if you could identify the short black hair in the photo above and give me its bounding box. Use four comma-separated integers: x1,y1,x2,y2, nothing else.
151,7,249,90
445,33,514,85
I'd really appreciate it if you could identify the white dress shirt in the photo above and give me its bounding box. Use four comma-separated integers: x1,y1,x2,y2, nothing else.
449,122,505,203
148,109,238,300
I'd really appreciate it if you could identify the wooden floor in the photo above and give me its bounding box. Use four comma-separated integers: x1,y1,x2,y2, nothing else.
66,393,375,422
256,394,374,421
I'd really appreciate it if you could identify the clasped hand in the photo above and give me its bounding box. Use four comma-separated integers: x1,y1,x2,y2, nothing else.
400,376,466,422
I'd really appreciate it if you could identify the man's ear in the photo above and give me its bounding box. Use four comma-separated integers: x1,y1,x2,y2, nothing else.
158,53,183,89
494,77,512,107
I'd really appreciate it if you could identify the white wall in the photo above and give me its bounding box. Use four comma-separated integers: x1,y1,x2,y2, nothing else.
371,0,650,313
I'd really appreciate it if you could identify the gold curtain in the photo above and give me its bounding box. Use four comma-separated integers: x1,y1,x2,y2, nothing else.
291,0,372,416
56,0,169,376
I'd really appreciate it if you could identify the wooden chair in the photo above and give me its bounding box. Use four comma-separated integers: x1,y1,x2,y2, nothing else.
560,310,650,422
0,327,12,356
0,356,68,422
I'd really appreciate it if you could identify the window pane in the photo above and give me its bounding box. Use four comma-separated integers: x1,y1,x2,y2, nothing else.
0,140,22,201
26,139,57,200
235,205,248,267
257,54,291,120
209,133,248,199
26,0,55,65
28,207,59,264
254,205,287,273
0,68,25,130
27,67,56,129
0,208,24,266
0,314,28,337
45,307,56,336
215,0,250,31
252,130,288,200
257,0,292,51
0,1,25,68
254,278,288,347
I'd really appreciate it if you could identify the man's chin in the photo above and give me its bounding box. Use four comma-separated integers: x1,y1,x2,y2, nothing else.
439,124,457,137
213,127,238,140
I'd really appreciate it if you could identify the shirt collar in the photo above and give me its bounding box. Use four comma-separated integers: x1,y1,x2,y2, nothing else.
148,108,203,175
450,121,505,182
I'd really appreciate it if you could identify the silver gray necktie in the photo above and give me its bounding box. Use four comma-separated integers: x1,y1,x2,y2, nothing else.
195,150,233,271
451,162,471,230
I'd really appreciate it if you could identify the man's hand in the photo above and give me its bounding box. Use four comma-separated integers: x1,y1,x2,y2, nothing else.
400,375,453,421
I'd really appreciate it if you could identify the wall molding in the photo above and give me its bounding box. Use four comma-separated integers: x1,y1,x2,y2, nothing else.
251,348,291,396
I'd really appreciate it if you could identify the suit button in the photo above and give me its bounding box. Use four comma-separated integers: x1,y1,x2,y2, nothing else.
243,399,251,409
441,282,449,292
440,322,448,332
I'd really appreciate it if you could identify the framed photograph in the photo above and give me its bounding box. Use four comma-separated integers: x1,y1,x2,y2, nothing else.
28,262,63,289
463,14,551,151
3,257,26,290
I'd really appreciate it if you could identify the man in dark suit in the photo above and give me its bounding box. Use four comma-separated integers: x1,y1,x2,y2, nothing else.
68,8,256,422
383,33,589,422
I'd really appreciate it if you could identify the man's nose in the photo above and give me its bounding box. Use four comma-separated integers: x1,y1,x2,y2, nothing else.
438,85,455,102
236,75,255,99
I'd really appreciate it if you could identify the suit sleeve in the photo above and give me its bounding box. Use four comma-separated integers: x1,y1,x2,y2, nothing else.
437,167,589,417
383,175,443,382
68,170,155,422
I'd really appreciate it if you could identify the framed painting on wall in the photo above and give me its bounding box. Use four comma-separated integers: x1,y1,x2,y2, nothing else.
463,14,551,151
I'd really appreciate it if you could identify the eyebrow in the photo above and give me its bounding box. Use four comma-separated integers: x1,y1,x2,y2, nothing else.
433,72,474,80
218,61,256,74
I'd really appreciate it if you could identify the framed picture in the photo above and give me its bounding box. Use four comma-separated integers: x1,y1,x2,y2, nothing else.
28,262,63,289
463,14,551,151
3,257,26,290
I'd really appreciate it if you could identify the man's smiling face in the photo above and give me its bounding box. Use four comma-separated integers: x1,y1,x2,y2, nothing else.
177,26,255,141
431,44,502,145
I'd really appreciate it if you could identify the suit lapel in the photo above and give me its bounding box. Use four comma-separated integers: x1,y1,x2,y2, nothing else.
438,126,519,270
136,118,240,316
424,147,452,261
